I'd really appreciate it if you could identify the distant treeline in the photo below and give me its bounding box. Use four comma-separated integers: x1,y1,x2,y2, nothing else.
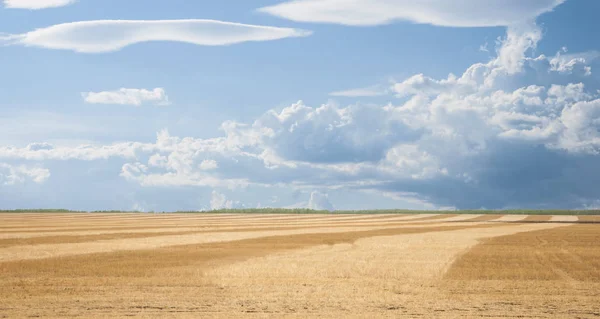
1,208,600,215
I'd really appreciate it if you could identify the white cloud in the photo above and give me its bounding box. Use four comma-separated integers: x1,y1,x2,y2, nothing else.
2,19,312,53
224,100,418,165
496,23,542,74
210,191,233,210
82,88,170,106
0,141,149,161
199,159,218,171
558,100,600,153
0,163,50,185
148,154,168,168
259,0,565,27
308,191,334,211
330,85,389,97
550,49,600,74
381,144,448,179
3,0,75,9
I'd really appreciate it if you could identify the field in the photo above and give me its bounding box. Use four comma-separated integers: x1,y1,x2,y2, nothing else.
1,212,599,318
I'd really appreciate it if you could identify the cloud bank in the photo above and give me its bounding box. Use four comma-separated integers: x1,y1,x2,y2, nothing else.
3,0,75,9
1,19,312,53
82,88,170,106
260,0,565,27
3,23,600,210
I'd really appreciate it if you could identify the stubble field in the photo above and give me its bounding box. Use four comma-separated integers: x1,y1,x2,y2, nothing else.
1,212,599,318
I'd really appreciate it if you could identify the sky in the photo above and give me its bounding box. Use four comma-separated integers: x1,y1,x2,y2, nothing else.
1,0,600,212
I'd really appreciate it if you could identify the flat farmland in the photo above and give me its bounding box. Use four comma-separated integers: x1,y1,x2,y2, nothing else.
1,213,599,318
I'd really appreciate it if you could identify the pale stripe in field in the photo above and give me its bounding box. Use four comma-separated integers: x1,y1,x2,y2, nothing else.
401,214,480,223
494,215,530,222
550,215,579,222
368,214,441,222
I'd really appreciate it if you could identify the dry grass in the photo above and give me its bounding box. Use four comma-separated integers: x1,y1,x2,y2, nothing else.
0,213,597,318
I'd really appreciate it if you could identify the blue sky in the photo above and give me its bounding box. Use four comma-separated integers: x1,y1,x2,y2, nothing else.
1,0,600,211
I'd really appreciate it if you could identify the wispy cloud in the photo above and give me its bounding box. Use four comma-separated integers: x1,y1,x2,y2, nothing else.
82,88,170,106
3,0,76,9
479,42,490,53
330,85,389,97
1,19,312,53
259,0,565,27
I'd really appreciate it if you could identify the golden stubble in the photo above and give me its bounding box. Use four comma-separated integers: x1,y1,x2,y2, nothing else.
0,213,597,318
441,224,600,317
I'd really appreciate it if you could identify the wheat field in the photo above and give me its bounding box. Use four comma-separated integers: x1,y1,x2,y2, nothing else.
1,213,599,318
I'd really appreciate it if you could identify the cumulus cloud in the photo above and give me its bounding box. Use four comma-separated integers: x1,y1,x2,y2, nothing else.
497,23,543,74
148,154,168,168
3,0,75,9
82,88,170,106
5,23,600,209
1,19,312,53
0,163,50,185
259,0,565,27
308,191,334,211
210,191,233,210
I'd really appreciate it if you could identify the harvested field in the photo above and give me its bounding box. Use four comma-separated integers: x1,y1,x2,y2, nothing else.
0,212,598,318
